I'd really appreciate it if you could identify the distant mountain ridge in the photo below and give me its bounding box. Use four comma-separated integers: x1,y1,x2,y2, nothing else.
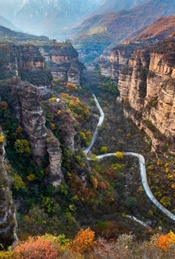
13,0,105,39
0,14,19,31
73,0,175,62
93,0,149,15
0,25,49,41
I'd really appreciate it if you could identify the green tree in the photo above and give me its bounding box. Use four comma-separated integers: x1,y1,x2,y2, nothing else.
100,146,108,154
14,139,31,155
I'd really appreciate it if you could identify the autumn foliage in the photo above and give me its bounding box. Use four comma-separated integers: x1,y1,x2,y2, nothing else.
2,230,175,258
72,228,96,253
157,231,175,251
13,236,59,259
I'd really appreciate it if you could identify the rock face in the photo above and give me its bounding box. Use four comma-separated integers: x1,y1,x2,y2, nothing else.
18,44,53,86
0,133,16,248
38,42,85,86
44,97,76,150
0,40,85,184
0,39,87,248
0,41,84,87
12,82,63,186
108,39,175,152
0,41,52,86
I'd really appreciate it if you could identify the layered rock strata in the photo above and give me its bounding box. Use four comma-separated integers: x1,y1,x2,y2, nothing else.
38,42,85,86
12,82,63,186
108,39,175,152
0,41,52,86
0,40,84,87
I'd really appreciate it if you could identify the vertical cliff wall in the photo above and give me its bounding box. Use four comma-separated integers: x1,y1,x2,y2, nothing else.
12,82,63,186
38,42,85,86
0,41,52,86
109,39,175,152
0,132,16,248
0,40,89,248
0,41,85,87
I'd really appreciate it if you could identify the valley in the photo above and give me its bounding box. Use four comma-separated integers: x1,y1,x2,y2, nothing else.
0,0,175,257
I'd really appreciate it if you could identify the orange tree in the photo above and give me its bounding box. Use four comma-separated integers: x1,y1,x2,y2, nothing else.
13,236,59,259
157,231,175,251
72,228,96,254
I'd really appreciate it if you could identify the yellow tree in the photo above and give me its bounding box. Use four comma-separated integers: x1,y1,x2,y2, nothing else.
115,151,123,160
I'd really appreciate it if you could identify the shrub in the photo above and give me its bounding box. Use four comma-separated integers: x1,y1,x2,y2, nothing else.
72,228,96,253
157,231,175,251
14,139,31,155
13,174,26,191
13,236,59,259
100,146,108,154
0,134,4,143
0,251,14,258
115,151,123,160
126,196,137,209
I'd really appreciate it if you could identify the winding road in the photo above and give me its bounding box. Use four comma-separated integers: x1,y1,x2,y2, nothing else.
84,94,104,155
84,94,175,223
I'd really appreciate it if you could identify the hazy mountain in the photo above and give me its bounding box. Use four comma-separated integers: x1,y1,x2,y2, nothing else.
0,0,28,20
0,14,19,31
0,25,49,41
73,0,175,62
14,0,106,39
93,0,149,15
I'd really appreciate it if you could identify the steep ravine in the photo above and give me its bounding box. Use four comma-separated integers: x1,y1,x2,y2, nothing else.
85,95,175,224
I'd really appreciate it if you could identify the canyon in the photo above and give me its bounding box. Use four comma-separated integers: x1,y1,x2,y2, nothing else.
0,35,175,248
0,1,175,249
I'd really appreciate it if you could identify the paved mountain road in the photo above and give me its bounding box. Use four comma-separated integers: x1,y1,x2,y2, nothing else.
84,94,175,223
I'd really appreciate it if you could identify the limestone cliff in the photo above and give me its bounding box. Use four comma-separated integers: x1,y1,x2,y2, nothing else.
109,39,175,152
43,97,76,150
0,40,85,87
0,40,88,248
11,81,63,186
0,40,86,185
0,132,16,248
38,42,85,86
18,44,53,86
0,41,52,86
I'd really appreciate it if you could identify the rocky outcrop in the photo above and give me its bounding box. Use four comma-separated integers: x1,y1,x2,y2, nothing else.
0,132,17,248
18,44,53,86
0,40,85,87
46,135,63,187
0,40,88,248
0,41,52,86
44,97,76,150
38,42,85,86
0,41,19,79
108,39,175,152
12,82,63,186
97,43,144,80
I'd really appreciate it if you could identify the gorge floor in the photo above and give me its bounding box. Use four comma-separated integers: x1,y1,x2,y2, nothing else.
79,76,175,235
